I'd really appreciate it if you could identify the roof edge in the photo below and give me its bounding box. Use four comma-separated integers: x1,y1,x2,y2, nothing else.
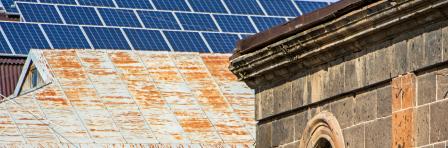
231,0,373,59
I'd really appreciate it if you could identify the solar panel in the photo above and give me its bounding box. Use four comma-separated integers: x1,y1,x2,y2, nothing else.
214,15,256,33
152,0,190,11
17,2,63,23
202,33,239,53
77,0,115,7
123,29,171,51
0,22,50,54
40,0,76,4
41,24,91,49
259,0,300,16
137,10,181,30
114,0,153,9
98,8,142,27
251,16,286,32
163,31,209,52
83,27,131,50
188,0,227,13
58,5,103,25
0,0,37,13
239,34,253,39
0,32,12,54
295,1,328,14
223,0,263,15
176,13,218,31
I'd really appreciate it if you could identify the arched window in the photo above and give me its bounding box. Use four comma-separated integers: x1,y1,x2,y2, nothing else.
299,111,344,148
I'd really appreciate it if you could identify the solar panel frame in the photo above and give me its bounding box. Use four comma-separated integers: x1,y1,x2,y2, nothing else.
57,5,104,25
77,0,115,7
151,0,191,11
16,2,64,23
41,24,92,49
202,32,239,53
0,0,37,13
0,28,14,54
0,22,51,54
97,8,142,28
137,10,182,30
83,26,132,50
114,0,153,9
188,0,227,13
163,31,210,53
123,28,171,51
259,0,300,16
214,15,257,33
176,12,219,31
39,0,77,4
223,0,264,15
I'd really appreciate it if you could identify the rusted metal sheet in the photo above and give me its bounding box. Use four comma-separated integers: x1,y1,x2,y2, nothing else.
0,56,25,98
0,49,255,146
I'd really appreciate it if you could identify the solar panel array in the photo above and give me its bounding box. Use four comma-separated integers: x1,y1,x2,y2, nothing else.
0,0,330,55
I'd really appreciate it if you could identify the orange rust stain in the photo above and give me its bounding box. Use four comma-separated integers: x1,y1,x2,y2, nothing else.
179,119,213,132
392,109,414,148
36,97,68,106
401,74,415,108
392,76,402,111
52,69,87,79
35,89,57,97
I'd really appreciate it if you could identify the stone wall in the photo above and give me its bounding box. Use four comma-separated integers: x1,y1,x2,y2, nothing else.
254,16,448,148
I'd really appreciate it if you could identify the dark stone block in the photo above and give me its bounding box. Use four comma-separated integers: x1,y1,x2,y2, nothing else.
407,34,424,71
365,117,391,148
257,123,272,148
294,111,308,141
260,88,274,120
292,76,306,108
391,40,408,77
343,124,365,148
330,96,354,128
272,116,295,146
354,90,377,124
424,27,443,66
344,54,366,92
325,59,345,98
274,82,292,114
437,68,448,100
443,27,448,61
430,99,448,143
417,72,436,105
377,85,392,117
415,105,429,146
366,47,391,85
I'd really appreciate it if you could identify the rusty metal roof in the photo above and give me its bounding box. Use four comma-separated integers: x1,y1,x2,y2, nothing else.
0,49,255,147
0,56,25,99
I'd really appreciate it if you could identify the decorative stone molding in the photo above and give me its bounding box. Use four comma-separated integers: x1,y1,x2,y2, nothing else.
299,111,345,148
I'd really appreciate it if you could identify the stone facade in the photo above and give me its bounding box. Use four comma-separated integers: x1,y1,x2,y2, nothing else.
230,0,448,147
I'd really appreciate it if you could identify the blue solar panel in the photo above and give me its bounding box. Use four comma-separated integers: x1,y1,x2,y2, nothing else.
124,29,171,51
0,22,50,54
41,24,91,49
83,27,131,50
214,15,256,33
259,0,300,16
40,0,76,4
0,33,12,54
137,10,180,30
251,16,286,32
0,0,37,13
77,0,115,7
188,0,227,13
223,0,263,15
152,0,190,11
176,13,218,31
17,3,63,23
58,5,103,25
164,31,209,52
115,0,153,9
203,33,239,53
98,8,142,27
295,1,328,14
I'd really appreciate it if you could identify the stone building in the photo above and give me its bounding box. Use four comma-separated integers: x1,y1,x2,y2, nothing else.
229,0,448,147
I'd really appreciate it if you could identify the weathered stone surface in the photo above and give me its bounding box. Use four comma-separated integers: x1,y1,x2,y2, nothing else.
424,26,443,66
280,141,300,148
430,99,448,143
294,111,308,141
391,40,408,76
392,109,414,148
402,73,416,108
260,88,274,120
417,72,436,105
434,142,446,148
330,96,354,128
308,69,325,103
292,76,306,108
272,116,295,147
325,59,345,98
274,82,292,114
344,54,366,92
407,34,424,71
415,105,430,146
377,85,392,117
392,76,402,111
443,26,448,61
436,68,448,100
257,123,272,148
354,90,377,124
343,124,364,148
365,117,391,148
366,46,391,85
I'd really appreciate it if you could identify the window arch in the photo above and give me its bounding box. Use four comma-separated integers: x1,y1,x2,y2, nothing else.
299,111,345,148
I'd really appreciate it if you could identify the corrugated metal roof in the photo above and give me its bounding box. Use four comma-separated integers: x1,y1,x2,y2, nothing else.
0,49,255,147
0,56,25,99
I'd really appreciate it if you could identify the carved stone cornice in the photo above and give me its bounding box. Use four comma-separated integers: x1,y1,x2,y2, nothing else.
229,0,448,88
